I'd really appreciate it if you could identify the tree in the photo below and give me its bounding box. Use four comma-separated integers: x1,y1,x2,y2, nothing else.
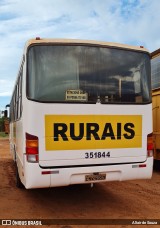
0,116,5,132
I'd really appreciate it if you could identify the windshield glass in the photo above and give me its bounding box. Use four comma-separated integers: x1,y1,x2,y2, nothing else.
27,45,151,104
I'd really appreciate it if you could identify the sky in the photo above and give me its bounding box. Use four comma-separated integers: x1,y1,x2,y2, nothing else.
0,0,160,112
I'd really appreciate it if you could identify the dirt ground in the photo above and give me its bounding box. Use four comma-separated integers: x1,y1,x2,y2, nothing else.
0,138,160,228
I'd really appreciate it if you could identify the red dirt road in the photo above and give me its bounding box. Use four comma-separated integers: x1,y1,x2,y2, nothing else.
0,138,160,228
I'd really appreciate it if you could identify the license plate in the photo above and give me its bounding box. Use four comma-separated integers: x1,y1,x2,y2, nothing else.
85,173,106,182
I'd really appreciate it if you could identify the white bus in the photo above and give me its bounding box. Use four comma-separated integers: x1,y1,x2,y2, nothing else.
9,38,153,189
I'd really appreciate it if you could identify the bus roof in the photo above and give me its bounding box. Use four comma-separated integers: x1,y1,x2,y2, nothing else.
25,38,149,53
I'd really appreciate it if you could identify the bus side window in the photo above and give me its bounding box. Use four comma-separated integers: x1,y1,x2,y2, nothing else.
17,67,23,120
16,84,19,120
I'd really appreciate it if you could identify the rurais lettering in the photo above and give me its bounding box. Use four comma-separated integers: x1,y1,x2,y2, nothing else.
53,122,135,141
45,115,142,150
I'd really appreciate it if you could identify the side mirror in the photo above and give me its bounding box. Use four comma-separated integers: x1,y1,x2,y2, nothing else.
4,110,8,118
4,104,10,119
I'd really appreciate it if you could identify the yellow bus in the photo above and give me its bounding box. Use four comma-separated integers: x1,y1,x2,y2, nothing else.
9,38,153,189
151,49,160,166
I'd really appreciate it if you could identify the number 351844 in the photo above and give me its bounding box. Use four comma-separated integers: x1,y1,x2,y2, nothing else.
85,152,110,159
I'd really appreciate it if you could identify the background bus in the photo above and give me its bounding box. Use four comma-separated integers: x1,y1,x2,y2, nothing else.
9,38,153,189
151,48,160,167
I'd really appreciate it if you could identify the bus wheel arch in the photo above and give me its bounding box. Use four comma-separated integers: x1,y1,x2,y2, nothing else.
13,145,16,162
14,151,24,189
15,162,24,189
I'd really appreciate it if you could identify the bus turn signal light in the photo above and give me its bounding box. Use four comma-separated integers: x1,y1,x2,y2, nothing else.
26,133,39,163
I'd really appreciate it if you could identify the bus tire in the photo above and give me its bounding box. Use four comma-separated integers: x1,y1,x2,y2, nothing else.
15,163,24,189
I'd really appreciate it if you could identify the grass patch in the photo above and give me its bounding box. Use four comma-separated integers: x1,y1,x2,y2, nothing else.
0,132,8,138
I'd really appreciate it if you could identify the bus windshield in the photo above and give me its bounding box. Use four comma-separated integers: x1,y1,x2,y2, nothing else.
27,45,151,104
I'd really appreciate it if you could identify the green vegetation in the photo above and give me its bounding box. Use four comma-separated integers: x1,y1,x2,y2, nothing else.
0,116,9,137
0,116,5,132
0,132,8,138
